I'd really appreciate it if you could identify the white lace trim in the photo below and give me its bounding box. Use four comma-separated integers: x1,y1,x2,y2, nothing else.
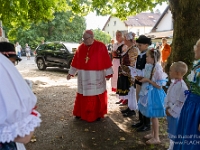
0,111,41,143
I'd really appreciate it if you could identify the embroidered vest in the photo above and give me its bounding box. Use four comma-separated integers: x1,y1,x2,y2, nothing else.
113,44,124,58
136,53,146,70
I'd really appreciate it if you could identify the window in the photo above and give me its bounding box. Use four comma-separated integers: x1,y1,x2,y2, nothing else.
45,43,55,50
63,43,80,53
55,44,65,51
37,44,46,51
114,21,116,26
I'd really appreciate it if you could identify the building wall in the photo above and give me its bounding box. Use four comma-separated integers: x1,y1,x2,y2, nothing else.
128,26,153,36
156,10,173,32
103,17,128,41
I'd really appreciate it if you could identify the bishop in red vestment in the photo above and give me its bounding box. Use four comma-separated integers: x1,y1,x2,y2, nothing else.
67,30,113,122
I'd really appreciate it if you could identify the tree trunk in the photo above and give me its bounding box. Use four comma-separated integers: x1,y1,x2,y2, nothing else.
167,0,200,75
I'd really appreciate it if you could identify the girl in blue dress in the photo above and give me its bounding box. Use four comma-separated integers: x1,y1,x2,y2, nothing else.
138,49,167,144
173,39,200,150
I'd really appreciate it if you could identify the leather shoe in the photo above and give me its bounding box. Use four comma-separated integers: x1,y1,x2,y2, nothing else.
121,107,130,113
131,122,143,128
96,117,101,121
123,110,136,117
136,125,151,132
119,100,128,106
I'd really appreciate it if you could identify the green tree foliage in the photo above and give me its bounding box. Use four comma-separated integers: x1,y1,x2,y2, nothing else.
69,0,166,19
6,12,86,49
32,12,86,43
93,29,111,44
0,0,68,27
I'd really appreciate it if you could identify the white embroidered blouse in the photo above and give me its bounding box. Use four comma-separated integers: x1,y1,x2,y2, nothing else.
165,79,188,118
0,54,41,143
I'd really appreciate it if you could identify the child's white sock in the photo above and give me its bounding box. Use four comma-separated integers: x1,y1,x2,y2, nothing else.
167,139,174,150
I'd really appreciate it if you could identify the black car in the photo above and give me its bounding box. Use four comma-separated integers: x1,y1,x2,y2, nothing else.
34,41,79,70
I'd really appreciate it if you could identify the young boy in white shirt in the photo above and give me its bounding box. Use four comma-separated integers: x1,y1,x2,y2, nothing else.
165,61,188,150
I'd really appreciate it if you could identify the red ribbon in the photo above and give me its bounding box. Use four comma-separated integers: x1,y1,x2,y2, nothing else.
31,106,38,116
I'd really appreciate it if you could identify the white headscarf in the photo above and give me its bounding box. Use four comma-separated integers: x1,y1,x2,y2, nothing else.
0,54,41,143
124,32,135,40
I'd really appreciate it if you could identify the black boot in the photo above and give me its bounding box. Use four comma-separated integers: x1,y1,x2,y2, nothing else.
121,107,130,113
131,122,143,128
123,110,136,117
96,117,101,121
139,111,143,122
131,111,144,128
75,116,81,119
136,115,151,132
136,125,150,132
144,116,151,127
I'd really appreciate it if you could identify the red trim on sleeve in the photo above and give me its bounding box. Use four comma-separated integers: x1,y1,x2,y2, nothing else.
105,74,113,79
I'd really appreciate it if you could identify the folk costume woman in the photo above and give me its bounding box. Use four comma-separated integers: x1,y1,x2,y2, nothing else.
0,42,41,150
111,31,125,93
173,39,200,150
116,32,138,106
120,32,139,117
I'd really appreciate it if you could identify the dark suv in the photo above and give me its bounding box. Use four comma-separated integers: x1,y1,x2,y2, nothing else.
34,41,79,70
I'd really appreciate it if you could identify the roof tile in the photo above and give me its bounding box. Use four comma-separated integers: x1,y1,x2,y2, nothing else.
124,13,161,26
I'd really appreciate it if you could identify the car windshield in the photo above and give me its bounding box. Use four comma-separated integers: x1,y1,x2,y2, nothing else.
63,43,80,53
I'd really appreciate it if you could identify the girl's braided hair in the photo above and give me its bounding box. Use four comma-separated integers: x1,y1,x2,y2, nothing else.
147,48,161,80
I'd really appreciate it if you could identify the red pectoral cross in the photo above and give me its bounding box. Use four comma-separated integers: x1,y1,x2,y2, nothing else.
85,56,90,63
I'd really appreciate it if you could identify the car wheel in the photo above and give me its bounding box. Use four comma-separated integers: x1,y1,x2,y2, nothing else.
37,58,46,70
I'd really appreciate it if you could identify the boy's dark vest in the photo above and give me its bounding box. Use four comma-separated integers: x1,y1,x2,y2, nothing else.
136,52,146,70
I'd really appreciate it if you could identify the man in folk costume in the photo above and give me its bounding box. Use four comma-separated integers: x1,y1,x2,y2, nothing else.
67,30,113,122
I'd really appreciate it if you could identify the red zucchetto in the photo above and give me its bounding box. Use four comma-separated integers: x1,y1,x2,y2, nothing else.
85,30,94,36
